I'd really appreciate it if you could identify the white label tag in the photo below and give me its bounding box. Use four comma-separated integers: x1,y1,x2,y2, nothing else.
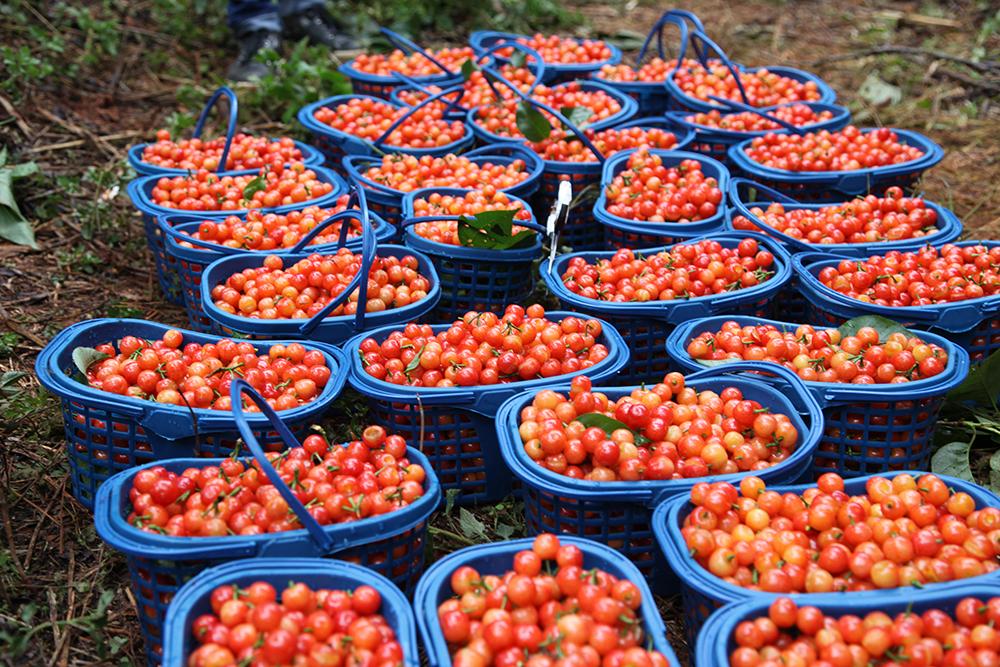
546,180,573,268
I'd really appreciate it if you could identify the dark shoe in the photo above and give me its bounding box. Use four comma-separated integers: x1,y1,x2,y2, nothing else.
283,7,359,51
227,29,281,82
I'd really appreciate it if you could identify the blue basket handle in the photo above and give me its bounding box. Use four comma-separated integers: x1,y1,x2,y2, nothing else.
373,87,467,149
673,30,750,107
479,70,607,163
379,27,458,76
728,177,802,207
472,41,547,103
296,186,376,336
290,189,370,253
392,71,470,118
193,86,239,174
229,379,336,552
706,97,807,134
341,155,399,196
463,142,539,166
157,215,263,256
638,10,696,64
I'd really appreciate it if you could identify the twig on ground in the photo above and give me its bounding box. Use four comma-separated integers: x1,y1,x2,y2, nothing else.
814,45,998,73
0,94,33,135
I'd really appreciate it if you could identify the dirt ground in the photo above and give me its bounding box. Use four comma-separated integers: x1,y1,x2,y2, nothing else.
0,0,997,665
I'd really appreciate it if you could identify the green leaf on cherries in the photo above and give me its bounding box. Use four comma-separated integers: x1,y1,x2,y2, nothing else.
404,344,425,375
516,101,551,142
509,49,527,69
694,358,735,368
241,175,267,203
559,106,593,130
576,412,651,446
457,209,535,251
72,347,110,377
461,59,479,81
836,315,912,342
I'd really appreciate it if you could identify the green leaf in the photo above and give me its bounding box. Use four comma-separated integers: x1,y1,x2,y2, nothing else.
241,175,267,203
989,449,1000,493
837,315,911,341
858,72,903,107
576,412,651,446
509,50,527,69
404,344,425,374
458,507,486,540
0,371,27,397
559,106,593,129
461,59,479,81
444,488,460,515
10,162,38,179
72,347,110,376
946,349,1000,406
495,522,516,539
931,441,975,483
516,101,551,142
457,209,536,251
695,358,736,368
0,170,38,249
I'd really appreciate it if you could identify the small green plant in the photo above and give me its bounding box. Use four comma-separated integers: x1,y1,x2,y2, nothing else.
0,148,40,249
241,42,352,125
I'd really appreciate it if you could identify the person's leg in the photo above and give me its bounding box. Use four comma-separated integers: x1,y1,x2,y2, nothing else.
226,0,283,81
280,0,359,51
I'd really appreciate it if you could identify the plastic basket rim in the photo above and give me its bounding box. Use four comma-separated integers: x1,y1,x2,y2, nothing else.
665,313,972,404
127,165,348,219
399,186,543,261
95,444,442,558
727,127,944,182
697,581,1000,667
197,244,442,336
338,59,463,86
468,30,624,73
162,558,420,667
494,374,821,503
593,148,731,233
413,535,680,667
126,138,324,177
652,470,1000,609
465,79,639,144
668,101,851,141
793,240,1000,327
35,317,349,428
664,62,837,112
296,94,474,157
341,149,544,198
159,209,396,262
539,231,792,316
344,310,629,407
724,193,963,255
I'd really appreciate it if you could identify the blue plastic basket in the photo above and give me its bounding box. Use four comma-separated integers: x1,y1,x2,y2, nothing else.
590,10,705,116
541,232,792,384
162,558,419,667
727,127,945,202
339,28,466,99
127,167,348,305
342,143,544,227
652,471,1000,643
198,244,441,345
466,79,639,146
95,379,440,665
793,242,1000,363
400,187,544,320
497,115,696,252
127,87,324,176
595,148,731,250
469,30,623,83
662,29,836,114
414,536,681,667
159,196,397,332
34,318,349,510
667,101,851,165
344,311,629,504
297,92,474,173
495,361,822,587
696,582,1000,667
667,315,970,476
